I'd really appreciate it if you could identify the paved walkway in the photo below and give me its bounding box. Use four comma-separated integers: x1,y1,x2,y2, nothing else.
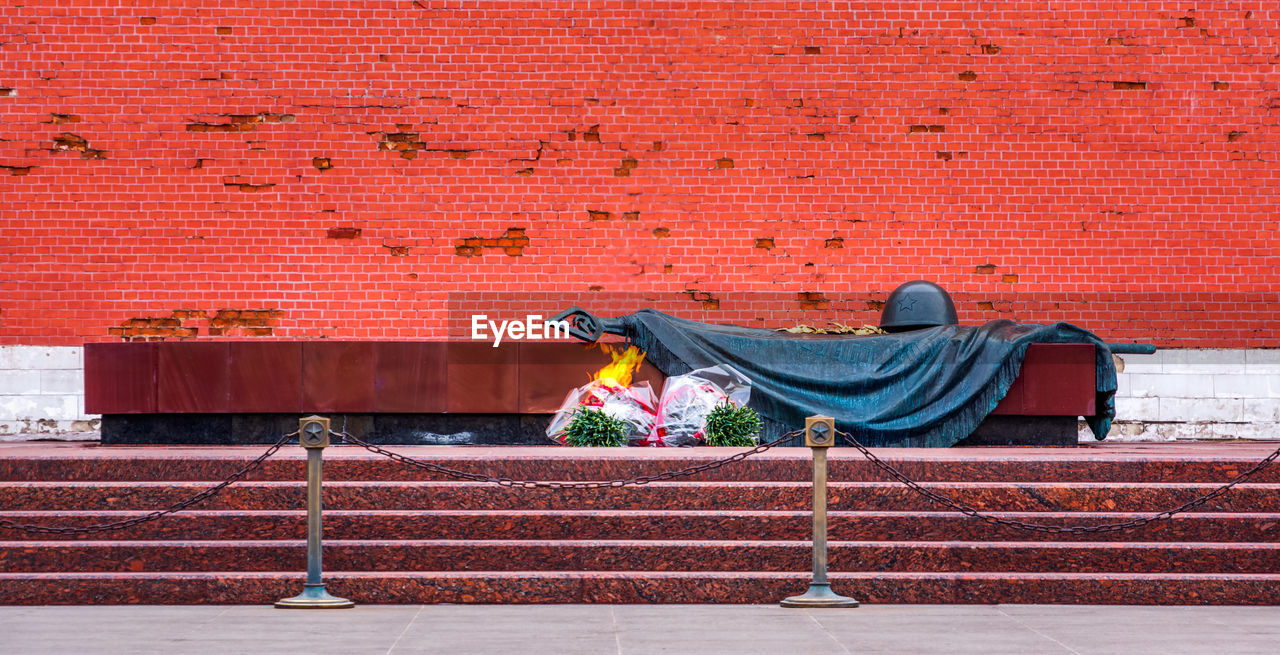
4,604,1279,654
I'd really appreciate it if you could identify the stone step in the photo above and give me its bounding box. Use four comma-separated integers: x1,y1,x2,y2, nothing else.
4,481,1279,513
4,510,1280,544
4,539,1280,575
4,570,1280,605
5,447,1280,483
6,442,1280,605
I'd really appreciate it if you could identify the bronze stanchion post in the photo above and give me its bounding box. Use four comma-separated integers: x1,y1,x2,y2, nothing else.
781,415,859,608
276,416,354,609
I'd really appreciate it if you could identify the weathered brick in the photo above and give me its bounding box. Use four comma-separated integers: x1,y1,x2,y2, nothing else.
0,3,1274,348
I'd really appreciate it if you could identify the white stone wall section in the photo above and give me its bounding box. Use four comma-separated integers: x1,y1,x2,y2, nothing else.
1090,349,1280,441
0,346,99,439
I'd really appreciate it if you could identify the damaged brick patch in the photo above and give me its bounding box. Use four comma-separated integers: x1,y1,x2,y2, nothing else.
0,165,33,176
797,292,830,310
326,227,362,239
454,227,530,257
824,237,844,249
682,290,720,310
957,71,978,81
46,113,81,124
614,157,638,177
371,131,474,161
563,125,602,142
51,133,106,159
652,227,671,239
975,264,997,274
312,157,332,170
109,308,283,341
755,238,775,249
108,312,201,341
224,182,276,192
373,131,425,158
187,113,294,132
909,125,946,134
1111,81,1147,90
715,158,735,169
208,309,284,337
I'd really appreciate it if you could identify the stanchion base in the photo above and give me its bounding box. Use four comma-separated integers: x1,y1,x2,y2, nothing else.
275,583,354,609
780,583,859,608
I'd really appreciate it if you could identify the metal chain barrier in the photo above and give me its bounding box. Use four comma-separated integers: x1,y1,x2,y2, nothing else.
337,429,802,489
837,429,1280,535
0,431,296,535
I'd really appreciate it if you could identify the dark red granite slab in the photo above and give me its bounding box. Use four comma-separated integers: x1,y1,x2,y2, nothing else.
229,342,303,413
446,343,518,413
1021,343,1096,415
6,441,1280,484
517,343,667,413
374,342,446,413
85,340,1099,417
4,509,1278,546
991,343,1095,415
5,480,1279,514
6,439,1280,606
158,342,230,413
5,539,1277,574
518,342,606,413
993,371,1026,413
84,342,157,414
0,571,586,605
303,342,376,412
581,571,1280,605
4,571,1280,605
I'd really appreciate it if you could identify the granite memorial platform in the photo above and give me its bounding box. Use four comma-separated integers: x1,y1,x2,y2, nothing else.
85,341,1098,446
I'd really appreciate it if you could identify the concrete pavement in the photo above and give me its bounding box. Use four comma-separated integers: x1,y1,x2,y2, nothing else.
3,604,1279,654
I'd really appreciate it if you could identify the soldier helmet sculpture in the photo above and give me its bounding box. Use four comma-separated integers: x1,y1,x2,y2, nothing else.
879,280,959,332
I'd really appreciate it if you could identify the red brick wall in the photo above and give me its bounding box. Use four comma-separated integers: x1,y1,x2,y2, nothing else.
2,2,1277,347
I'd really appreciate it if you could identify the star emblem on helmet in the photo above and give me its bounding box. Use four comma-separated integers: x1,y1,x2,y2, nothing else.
897,296,918,312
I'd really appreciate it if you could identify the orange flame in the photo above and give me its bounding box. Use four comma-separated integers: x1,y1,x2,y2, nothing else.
592,344,646,388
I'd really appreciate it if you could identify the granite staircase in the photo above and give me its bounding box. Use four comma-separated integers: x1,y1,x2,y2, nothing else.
2,443,1280,604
